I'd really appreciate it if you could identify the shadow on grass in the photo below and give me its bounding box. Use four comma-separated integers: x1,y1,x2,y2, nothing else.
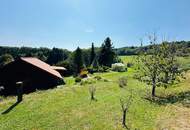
1,101,21,114
145,91,190,107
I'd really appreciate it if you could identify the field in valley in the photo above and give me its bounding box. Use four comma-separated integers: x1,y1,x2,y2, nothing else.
0,56,190,130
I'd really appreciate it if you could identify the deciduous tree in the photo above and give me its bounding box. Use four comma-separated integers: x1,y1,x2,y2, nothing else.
136,34,180,97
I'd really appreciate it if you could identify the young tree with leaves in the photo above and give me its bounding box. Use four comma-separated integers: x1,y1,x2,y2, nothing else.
120,90,133,129
137,34,180,97
89,85,97,101
159,42,180,86
139,39,161,97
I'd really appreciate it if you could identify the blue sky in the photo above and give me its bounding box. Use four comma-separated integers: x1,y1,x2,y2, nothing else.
0,0,190,50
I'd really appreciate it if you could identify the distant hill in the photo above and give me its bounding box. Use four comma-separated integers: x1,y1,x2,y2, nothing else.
114,41,190,56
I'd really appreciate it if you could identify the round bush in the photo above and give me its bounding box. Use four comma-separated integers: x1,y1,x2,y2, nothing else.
75,77,82,83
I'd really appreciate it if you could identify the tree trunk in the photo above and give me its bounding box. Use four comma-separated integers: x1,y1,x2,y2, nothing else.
91,92,94,100
164,71,169,84
152,78,156,97
122,109,127,127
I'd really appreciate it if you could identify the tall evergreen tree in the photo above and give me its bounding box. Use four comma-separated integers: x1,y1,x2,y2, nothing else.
73,47,84,74
90,43,96,65
98,37,116,67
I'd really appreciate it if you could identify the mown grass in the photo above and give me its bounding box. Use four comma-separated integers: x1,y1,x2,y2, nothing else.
0,56,190,130
120,55,137,65
178,56,190,71
120,55,190,71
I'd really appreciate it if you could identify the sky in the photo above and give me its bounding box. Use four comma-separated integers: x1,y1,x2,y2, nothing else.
0,0,190,50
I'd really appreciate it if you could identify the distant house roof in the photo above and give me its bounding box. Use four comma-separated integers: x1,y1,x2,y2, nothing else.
51,66,67,71
20,57,62,79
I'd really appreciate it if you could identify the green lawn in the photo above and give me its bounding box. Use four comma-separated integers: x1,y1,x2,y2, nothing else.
0,56,190,130
120,55,190,71
120,55,137,65
177,56,190,70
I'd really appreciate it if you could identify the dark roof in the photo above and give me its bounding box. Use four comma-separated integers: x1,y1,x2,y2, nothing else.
20,57,62,79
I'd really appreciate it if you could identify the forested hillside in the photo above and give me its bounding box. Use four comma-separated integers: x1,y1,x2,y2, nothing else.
115,41,190,56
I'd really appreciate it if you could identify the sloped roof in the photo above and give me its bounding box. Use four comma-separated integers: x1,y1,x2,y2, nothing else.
51,66,67,71
20,57,62,79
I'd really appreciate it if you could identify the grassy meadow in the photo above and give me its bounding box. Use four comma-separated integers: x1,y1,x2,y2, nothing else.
0,56,190,130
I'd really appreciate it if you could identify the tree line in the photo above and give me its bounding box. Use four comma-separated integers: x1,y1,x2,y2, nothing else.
0,37,119,76
115,40,190,56
0,38,190,77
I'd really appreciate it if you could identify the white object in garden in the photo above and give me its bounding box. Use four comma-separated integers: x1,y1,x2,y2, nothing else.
111,63,126,72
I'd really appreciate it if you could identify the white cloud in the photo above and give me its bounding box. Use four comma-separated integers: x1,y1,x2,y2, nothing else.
63,0,83,10
85,28,94,33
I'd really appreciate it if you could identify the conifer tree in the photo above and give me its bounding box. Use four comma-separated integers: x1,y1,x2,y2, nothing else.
90,43,96,65
98,37,116,67
73,47,84,74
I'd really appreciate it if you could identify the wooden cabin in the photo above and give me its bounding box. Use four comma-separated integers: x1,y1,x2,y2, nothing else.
0,57,64,95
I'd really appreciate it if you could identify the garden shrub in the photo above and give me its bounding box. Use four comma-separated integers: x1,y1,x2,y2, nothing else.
87,66,99,74
127,62,133,67
94,76,102,80
75,77,82,83
98,66,110,72
80,78,96,85
103,79,109,82
118,76,128,88
80,68,88,78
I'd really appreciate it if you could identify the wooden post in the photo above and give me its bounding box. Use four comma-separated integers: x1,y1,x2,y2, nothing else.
16,81,23,102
